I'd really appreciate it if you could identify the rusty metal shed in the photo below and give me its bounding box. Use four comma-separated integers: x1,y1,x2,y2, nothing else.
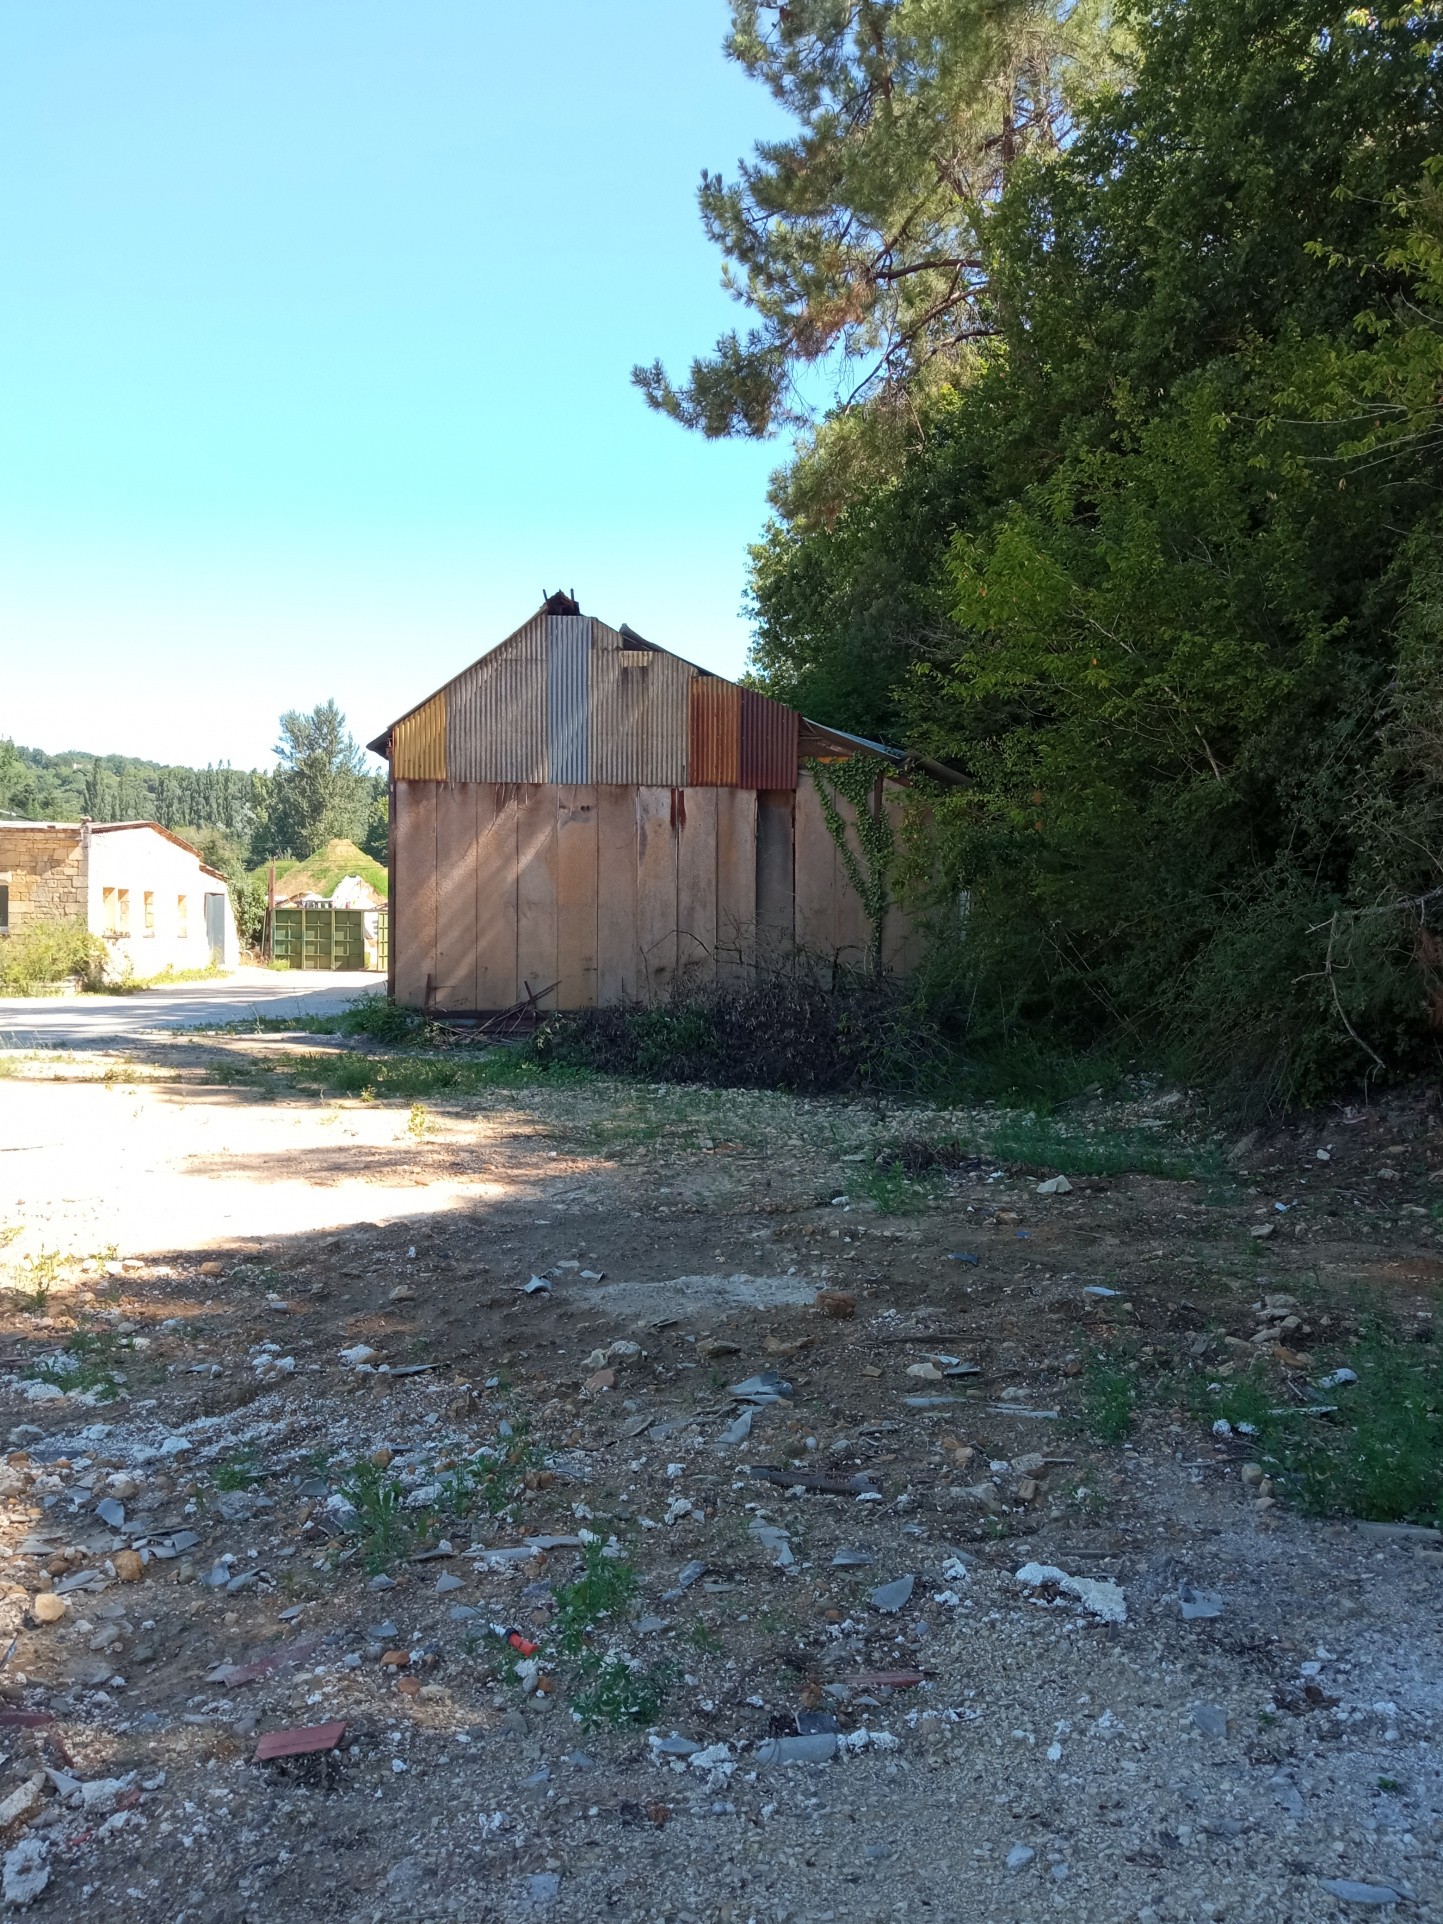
368,593,924,1015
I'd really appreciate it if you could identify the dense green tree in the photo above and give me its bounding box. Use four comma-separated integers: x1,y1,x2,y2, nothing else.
634,0,1111,444
256,701,373,862
679,0,1443,1105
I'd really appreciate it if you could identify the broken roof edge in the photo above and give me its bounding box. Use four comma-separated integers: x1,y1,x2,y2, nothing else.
799,719,969,788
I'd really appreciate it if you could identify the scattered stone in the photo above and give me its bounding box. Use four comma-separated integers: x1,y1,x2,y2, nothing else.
435,1573,464,1595
749,1520,794,1568
755,1733,838,1765
831,1548,875,1568
1006,1845,1036,1872
30,1594,65,1626
523,1871,561,1907
338,1345,377,1366
716,1410,753,1447
731,1374,793,1404
1035,1176,1072,1195
0,1776,45,1835
112,1550,144,1583
1191,1704,1229,1738
649,1733,701,1757
815,1291,856,1319
1179,1584,1223,1621
869,1575,915,1613
1319,1880,1400,1908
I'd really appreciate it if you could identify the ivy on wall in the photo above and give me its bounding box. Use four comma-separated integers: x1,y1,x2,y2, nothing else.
805,755,897,976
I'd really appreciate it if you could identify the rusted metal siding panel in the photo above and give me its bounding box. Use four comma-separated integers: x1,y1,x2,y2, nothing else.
445,611,547,783
687,676,741,787
547,616,591,784
392,693,447,781
590,619,691,785
739,687,799,790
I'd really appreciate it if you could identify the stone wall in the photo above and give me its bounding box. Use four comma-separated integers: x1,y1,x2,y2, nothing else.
0,827,86,927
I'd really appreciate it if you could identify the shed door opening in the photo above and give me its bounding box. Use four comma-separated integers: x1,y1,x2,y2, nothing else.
204,893,227,962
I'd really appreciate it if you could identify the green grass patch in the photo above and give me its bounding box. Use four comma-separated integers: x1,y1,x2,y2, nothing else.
1188,1332,1443,1527
987,1114,1225,1184
850,1158,945,1215
1081,1346,1137,1442
551,1543,639,1655
570,1651,671,1729
337,1459,416,1573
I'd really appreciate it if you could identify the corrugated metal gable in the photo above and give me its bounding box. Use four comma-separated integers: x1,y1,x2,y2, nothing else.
688,675,741,786
446,610,547,783
740,686,799,789
547,615,591,784
589,619,691,785
393,692,447,780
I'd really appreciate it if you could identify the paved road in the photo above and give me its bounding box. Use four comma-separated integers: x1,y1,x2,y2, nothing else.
0,968,380,1049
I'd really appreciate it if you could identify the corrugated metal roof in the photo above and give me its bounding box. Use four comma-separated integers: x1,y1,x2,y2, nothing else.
394,692,447,781
589,619,691,785
372,597,913,789
547,615,591,784
739,687,799,790
446,611,546,783
688,675,741,786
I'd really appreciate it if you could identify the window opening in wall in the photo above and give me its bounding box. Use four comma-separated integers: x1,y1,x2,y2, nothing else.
117,888,130,934
102,886,119,935
177,895,188,939
143,890,155,935
0,884,8,934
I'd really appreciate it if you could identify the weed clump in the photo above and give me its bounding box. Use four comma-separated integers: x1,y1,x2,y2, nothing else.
0,920,105,996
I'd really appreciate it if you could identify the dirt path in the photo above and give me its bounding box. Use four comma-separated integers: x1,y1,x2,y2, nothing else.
0,1039,1438,1923
0,968,376,1050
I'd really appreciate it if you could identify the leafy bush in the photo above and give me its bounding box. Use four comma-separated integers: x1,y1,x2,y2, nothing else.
0,920,105,995
530,973,957,1096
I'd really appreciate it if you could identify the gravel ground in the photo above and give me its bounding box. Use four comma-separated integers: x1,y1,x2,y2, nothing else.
0,1039,1437,1922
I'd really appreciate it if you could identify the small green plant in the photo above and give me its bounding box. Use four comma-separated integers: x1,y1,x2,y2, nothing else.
688,1620,722,1654
28,1318,132,1401
408,1101,429,1139
434,1421,542,1520
571,1651,671,1729
339,1459,415,1573
1378,1777,1403,1793
1081,1347,1136,1442
850,1154,947,1214
9,1250,64,1315
212,1446,267,1491
552,1544,640,1654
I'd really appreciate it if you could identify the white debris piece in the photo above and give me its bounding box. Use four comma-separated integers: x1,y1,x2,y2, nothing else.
1036,1176,1072,1195
338,1345,377,1367
1015,1562,1127,1624
1,1839,48,1906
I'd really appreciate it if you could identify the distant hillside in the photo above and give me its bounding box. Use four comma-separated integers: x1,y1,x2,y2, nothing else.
0,740,265,840
263,839,388,901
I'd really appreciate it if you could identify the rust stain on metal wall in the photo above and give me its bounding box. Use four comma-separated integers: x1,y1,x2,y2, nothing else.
589,619,690,785
739,687,799,790
547,616,591,784
392,693,447,781
446,611,547,782
687,675,741,786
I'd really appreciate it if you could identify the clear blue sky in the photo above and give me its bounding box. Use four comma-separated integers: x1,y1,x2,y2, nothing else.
0,2,788,769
